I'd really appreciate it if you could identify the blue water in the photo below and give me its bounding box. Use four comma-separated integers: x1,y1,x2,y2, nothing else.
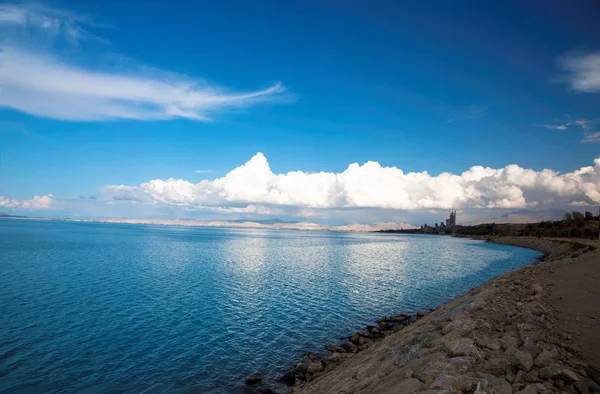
0,220,541,393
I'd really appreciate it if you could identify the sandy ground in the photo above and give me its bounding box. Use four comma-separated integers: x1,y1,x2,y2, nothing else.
290,237,600,394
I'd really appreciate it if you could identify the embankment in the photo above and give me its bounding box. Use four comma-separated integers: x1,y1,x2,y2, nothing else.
281,237,599,394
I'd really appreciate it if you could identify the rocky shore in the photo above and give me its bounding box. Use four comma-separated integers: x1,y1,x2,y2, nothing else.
249,237,599,394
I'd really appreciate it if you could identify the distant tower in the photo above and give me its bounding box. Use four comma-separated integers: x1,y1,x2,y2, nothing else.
446,211,456,228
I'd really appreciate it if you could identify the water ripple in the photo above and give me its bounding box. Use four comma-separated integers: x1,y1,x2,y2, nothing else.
0,220,540,392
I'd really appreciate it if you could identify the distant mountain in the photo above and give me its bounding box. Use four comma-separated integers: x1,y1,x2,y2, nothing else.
0,212,26,218
228,218,299,225
468,209,567,225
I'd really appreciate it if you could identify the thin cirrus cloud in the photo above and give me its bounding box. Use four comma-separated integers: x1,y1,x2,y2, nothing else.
541,118,599,143
102,153,600,213
560,52,600,93
0,3,288,121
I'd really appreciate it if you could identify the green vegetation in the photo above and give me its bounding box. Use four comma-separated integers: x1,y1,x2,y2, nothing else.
454,210,600,240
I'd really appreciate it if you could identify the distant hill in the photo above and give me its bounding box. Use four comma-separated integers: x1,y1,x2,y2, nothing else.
227,218,299,225
468,209,567,225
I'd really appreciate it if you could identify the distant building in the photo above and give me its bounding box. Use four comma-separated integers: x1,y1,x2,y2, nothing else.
446,211,457,228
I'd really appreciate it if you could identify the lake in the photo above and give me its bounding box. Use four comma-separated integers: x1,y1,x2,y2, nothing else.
0,219,541,392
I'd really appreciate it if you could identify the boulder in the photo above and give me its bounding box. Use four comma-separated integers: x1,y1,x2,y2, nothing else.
246,375,262,385
430,375,463,393
514,350,533,372
445,338,486,360
417,309,431,317
442,319,477,336
341,341,358,353
533,350,554,368
306,362,324,374
515,384,538,394
500,335,520,350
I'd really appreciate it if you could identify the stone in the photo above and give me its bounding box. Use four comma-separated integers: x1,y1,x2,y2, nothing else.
500,335,520,350
324,352,341,364
390,313,409,322
325,345,346,354
553,369,579,382
530,283,543,295
306,362,324,374
341,341,358,353
533,350,554,368
476,337,502,351
522,302,546,317
526,370,540,383
474,376,512,394
515,384,538,394
246,375,262,384
449,357,474,374
417,309,431,317
514,350,533,372
350,333,360,344
430,375,463,393
442,319,477,336
514,370,526,384
445,338,486,360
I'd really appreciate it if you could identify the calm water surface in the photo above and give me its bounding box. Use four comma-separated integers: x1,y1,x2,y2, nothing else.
0,219,541,392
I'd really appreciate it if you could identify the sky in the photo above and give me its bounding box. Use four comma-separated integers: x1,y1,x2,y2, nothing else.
1,0,599,225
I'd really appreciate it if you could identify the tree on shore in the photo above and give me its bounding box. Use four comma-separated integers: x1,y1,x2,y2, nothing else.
564,212,573,223
585,211,594,221
572,211,585,225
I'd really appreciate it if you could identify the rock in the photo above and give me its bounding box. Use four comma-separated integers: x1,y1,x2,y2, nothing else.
325,345,346,354
350,333,360,344
306,362,324,374
442,319,477,336
280,370,295,385
526,370,540,383
476,336,502,351
430,375,463,393
553,369,579,382
449,357,474,374
341,341,358,353
405,368,414,378
514,350,534,372
522,302,546,317
515,384,538,394
445,338,486,360
246,375,262,385
474,376,512,394
514,370,526,384
530,283,543,295
500,335,520,350
533,350,554,368
323,352,341,364
390,313,409,322
417,309,431,317
392,377,424,393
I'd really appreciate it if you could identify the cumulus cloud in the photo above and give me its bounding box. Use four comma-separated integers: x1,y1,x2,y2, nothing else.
102,153,600,212
0,3,287,121
0,194,54,209
560,52,600,93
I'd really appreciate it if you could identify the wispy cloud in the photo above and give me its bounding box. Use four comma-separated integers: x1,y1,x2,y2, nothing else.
540,117,598,142
582,132,600,143
447,104,490,124
559,51,600,93
195,169,216,174
0,3,288,121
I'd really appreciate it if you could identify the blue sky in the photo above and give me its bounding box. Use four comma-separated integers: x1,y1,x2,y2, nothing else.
1,0,599,224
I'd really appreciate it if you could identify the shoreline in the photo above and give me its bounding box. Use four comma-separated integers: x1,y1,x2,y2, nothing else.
246,236,598,394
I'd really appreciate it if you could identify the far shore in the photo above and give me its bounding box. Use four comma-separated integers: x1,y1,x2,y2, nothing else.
248,236,599,394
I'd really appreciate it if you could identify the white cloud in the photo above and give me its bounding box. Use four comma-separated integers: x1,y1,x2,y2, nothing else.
0,194,54,209
560,52,600,93
582,132,600,143
0,3,287,121
102,153,600,212
195,169,216,174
